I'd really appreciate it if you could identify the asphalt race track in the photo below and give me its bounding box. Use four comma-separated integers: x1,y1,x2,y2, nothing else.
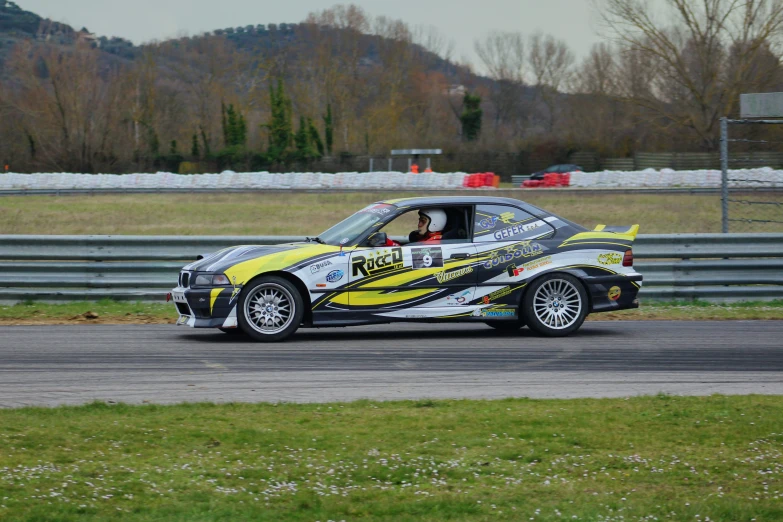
1,321,782,407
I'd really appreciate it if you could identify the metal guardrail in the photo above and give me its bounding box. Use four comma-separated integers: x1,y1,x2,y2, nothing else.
0,234,781,302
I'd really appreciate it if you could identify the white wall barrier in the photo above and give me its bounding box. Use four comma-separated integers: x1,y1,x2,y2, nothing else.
568,167,783,189
3,168,783,192
0,171,471,191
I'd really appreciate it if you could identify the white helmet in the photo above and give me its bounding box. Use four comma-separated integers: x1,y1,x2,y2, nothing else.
420,208,447,233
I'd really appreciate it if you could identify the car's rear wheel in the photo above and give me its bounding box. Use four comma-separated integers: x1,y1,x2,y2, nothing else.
484,318,526,331
522,274,587,337
237,276,304,342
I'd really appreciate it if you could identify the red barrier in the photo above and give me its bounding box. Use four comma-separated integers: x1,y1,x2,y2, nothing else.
464,172,501,189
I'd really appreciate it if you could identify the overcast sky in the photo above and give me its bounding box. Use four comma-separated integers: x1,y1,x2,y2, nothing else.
19,0,604,67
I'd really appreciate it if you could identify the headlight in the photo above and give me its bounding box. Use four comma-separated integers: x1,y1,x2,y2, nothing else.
194,274,231,286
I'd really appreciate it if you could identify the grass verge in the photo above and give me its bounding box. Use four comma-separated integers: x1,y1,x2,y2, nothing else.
2,191,782,235
0,395,781,521
0,300,781,325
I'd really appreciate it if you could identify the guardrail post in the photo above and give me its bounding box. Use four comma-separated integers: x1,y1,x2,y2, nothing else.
720,117,729,233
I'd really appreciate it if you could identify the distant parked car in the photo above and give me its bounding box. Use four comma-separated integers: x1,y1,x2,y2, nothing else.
530,164,583,180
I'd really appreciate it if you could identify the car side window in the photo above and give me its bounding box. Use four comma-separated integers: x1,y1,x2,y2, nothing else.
473,205,555,243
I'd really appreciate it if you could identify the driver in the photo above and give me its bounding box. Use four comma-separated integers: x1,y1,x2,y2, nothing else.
378,207,447,247
409,208,446,244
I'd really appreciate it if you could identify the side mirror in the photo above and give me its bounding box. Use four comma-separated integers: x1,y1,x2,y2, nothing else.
367,232,388,247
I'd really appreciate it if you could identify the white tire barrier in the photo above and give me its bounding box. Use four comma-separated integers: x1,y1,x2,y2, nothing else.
0,171,471,191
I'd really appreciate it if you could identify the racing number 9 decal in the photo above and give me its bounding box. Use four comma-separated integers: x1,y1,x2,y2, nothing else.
411,247,443,269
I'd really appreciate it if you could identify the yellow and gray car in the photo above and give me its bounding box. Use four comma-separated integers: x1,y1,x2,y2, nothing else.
170,196,642,341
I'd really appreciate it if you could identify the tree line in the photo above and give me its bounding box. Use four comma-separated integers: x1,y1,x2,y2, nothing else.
1,0,782,174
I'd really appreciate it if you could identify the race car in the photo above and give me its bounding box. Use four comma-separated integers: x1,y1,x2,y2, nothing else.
169,196,642,342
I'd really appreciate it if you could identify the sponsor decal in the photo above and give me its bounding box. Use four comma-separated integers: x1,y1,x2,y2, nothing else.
523,255,553,271
472,308,483,317
435,266,474,284
412,247,443,269
482,242,543,269
352,247,404,277
447,289,471,305
406,314,428,318
310,259,334,274
229,277,240,304
598,252,623,265
360,204,393,216
608,286,621,301
486,286,513,302
326,270,344,283
481,309,515,318
493,222,542,240
507,264,523,277
477,216,499,229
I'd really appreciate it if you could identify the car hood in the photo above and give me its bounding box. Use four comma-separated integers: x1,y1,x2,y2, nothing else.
181,242,343,285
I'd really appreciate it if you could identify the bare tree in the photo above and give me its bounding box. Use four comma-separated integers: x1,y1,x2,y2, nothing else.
528,32,575,132
573,42,617,95
599,0,783,150
5,41,128,172
474,32,528,137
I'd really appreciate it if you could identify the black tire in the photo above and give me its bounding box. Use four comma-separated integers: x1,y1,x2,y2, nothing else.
484,318,526,331
522,273,588,337
237,276,305,342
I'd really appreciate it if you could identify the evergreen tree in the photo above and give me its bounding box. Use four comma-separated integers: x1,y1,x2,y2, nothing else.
26,132,35,159
221,104,247,148
221,101,228,147
264,79,293,162
199,126,210,156
237,113,247,147
170,140,178,155
294,116,309,158
148,128,159,156
460,93,483,141
308,117,324,157
191,134,200,157
322,103,333,155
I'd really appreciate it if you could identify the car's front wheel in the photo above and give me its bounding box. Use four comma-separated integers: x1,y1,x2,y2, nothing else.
237,276,304,342
522,274,587,337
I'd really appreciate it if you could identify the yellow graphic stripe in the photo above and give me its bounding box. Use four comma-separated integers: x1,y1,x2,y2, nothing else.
560,229,638,247
209,288,223,314
355,257,477,289
329,288,438,306
593,224,606,231
224,244,341,285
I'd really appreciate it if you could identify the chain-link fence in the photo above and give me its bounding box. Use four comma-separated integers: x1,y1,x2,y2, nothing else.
720,117,783,233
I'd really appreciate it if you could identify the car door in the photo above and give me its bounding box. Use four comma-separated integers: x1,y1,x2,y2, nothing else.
346,215,478,311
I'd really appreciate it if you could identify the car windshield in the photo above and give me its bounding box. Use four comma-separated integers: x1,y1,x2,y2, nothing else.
316,203,397,246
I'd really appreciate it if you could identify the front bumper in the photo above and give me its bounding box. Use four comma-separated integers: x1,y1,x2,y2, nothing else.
170,286,238,328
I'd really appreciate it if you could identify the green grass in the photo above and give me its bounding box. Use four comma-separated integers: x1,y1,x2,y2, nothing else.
2,191,781,235
0,396,781,520
1,300,782,324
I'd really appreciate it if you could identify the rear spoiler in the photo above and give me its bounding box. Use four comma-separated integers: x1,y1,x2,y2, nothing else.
593,224,640,239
